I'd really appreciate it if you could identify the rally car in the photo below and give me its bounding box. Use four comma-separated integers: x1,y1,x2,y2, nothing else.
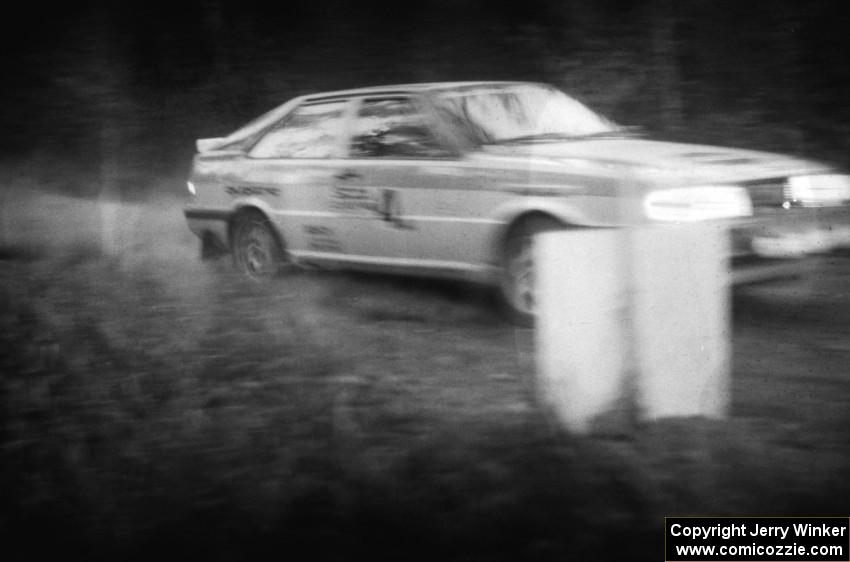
184,81,850,324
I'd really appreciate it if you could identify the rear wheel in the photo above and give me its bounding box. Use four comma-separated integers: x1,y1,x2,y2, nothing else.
231,211,286,280
500,215,565,326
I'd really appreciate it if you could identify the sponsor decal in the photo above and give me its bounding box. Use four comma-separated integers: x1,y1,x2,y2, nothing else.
225,186,280,197
330,186,414,230
330,185,377,212
303,225,343,252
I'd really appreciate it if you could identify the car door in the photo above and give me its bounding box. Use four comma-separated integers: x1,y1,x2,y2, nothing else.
240,99,352,257
330,96,462,266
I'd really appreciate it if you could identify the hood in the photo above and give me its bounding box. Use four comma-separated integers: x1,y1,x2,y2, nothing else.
478,138,832,185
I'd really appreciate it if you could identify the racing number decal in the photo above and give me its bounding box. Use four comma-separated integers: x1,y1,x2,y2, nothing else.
378,189,413,230
379,189,399,224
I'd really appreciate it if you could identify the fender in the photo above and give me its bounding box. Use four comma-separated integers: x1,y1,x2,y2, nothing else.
486,196,612,265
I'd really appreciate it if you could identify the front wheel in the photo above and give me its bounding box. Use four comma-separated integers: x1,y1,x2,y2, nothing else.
231,211,286,280
499,216,565,326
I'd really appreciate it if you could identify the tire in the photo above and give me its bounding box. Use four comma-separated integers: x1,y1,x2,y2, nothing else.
499,215,565,326
231,211,286,280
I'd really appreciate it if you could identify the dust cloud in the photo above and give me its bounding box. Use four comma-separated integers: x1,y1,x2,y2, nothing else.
0,183,219,300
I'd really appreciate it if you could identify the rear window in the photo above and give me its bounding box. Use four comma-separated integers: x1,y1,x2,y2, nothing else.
250,101,348,159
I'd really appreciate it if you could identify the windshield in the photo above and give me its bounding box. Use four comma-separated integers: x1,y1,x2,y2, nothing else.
432,84,620,145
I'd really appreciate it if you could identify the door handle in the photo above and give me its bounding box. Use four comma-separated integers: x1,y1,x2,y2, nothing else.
335,169,361,180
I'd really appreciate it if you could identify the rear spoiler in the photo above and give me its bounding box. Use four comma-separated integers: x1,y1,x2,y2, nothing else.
196,137,227,153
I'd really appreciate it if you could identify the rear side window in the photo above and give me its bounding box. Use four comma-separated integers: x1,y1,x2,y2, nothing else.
350,98,451,159
250,101,347,158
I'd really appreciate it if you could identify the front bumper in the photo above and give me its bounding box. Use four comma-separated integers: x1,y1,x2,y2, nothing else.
731,255,824,285
729,205,850,284
733,205,850,253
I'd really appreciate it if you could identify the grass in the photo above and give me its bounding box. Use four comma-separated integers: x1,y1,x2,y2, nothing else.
1,186,849,561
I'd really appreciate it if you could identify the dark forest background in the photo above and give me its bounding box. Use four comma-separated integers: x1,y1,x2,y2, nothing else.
2,0,850,197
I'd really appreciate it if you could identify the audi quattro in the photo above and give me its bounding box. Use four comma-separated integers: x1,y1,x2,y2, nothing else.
184,81,850,323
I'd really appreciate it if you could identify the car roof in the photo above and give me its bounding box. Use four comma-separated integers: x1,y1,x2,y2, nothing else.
302,81,538,102
214,81,543,149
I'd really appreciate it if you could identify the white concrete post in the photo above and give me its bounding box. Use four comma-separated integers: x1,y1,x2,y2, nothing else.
535,230,628,433
631,224,731,420
535,224,731,433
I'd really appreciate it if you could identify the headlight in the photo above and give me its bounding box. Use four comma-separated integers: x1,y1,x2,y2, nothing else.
644,186,753,222
187,181,196,196
786,174,850,207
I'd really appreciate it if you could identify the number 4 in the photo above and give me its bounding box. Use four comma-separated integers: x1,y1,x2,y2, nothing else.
379,189,413,230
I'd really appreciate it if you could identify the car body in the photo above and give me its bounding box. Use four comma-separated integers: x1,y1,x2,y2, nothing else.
184,81,850,323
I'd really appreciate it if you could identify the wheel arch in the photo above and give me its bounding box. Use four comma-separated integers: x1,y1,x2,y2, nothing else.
489,204,587,266
228,203,292,279
227,204,287,253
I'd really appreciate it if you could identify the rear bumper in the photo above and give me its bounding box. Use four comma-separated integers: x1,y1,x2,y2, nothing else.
184,208,232,222
184,207,231,251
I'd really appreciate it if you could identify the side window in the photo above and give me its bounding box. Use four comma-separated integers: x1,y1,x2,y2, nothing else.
350,98,451,159
250,101,347,158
